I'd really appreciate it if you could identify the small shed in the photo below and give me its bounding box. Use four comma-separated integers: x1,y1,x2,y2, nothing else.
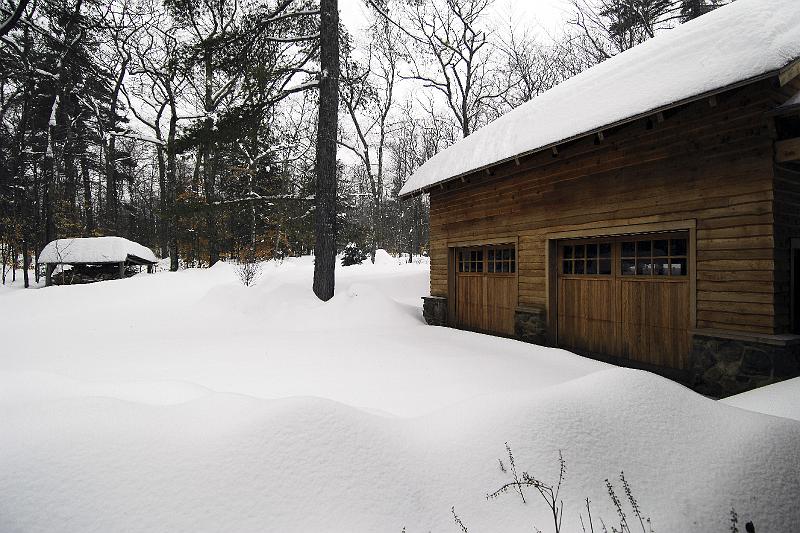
39,237,159,286
401,0,800,396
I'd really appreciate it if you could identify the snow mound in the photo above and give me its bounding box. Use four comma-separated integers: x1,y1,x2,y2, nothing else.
39,236,158,264
2,256,799,530
721,376,800,421
1,369,798,532
400,0,800,196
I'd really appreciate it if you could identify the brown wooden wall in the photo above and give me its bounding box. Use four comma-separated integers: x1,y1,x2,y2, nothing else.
429,78,794,335
772,76,800,334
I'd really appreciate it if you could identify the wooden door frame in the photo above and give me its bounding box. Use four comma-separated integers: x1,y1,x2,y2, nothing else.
447,236,519,332
545,220,697,346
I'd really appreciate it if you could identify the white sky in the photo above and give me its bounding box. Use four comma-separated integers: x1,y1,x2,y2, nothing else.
339,0,574,40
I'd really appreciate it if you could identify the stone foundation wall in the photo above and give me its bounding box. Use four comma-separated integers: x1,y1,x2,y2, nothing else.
514,306,548,345
690,333,800,396
422,296,448,327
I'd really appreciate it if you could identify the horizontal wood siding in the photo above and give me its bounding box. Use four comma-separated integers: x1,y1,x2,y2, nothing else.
429,80,782,334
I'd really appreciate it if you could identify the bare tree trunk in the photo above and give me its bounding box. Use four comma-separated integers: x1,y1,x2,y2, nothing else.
166,85,180,272
80,156,94,233
156,145,167,257
22,241,29,288
106,134,117,231
312,0,339,302
203,46,219,266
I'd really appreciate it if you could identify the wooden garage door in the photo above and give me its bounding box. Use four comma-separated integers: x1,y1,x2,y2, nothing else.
557,234,690,370
455,245,517,335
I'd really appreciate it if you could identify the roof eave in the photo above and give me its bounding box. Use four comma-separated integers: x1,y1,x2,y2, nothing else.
399,68,787,201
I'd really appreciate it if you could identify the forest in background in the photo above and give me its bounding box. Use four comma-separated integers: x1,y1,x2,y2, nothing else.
0,0,730,286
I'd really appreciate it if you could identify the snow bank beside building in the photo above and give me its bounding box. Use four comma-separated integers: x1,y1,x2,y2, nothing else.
0,257,798,531
722,376,800,421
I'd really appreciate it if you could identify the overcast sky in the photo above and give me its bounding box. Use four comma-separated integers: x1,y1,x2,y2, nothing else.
339,0,574,40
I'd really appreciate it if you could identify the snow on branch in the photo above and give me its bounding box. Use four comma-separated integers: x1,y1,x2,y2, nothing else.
264,32,320,43
108,130,166,146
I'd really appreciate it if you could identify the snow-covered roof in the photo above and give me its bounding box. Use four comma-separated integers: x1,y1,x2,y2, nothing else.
399,0,800,197
39,237,159,264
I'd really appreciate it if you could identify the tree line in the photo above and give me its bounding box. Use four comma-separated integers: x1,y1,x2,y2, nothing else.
0,0,728,289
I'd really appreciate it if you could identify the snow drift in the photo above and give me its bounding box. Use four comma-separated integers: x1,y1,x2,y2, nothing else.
1,257,798,531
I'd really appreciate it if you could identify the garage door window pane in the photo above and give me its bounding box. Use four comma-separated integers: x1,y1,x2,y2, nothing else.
622,242,636,257
653,240,669,256
622,259,635,276
671,258,687,276
574,260,585,274
563,260,573,274
600,243,612,259
599,259,612,275
671,239,687,256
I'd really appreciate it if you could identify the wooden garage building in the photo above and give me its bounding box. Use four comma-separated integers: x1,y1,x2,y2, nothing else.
400,0,800,395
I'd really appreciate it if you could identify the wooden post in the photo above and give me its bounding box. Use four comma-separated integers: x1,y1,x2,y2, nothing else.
147,264,153,274
119,262,125,279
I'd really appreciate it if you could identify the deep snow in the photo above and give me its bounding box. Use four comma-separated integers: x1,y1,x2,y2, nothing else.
1,256,798,532
722,376,800,422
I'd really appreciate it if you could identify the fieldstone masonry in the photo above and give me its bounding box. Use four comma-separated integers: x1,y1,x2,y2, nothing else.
690,333,800,396
514,306,548,346
422,296,448,326
421,296,800,396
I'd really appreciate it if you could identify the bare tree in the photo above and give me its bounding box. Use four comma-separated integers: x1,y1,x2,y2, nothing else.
339,16,400,262
312,0,338,301
400,0,509,138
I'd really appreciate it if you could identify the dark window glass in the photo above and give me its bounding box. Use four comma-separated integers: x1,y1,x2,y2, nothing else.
622,242,636,257
600,243,612,259
575,245,585,259
563,260,572,274
574,260,585,274
653,240,669,257
488,262,494,273
587,244,598,259
671,258,687,276
653,259,669,276
587,259,598,274
476,261,483,273
637,240,651,255
621,259,635,275
671,239,687,256
599,259,612,275
563,245,573,259
510,262,516,273
488,249,495,260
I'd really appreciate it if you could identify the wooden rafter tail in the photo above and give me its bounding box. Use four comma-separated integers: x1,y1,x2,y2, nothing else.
779,58,800,87
776,137,800,163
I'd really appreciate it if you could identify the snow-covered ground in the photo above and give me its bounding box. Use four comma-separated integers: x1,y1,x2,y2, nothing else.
722,376,800,422
1,254,798,532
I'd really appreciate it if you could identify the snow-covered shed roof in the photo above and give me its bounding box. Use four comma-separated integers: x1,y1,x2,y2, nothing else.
399,0,800,198
39,237,159,265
